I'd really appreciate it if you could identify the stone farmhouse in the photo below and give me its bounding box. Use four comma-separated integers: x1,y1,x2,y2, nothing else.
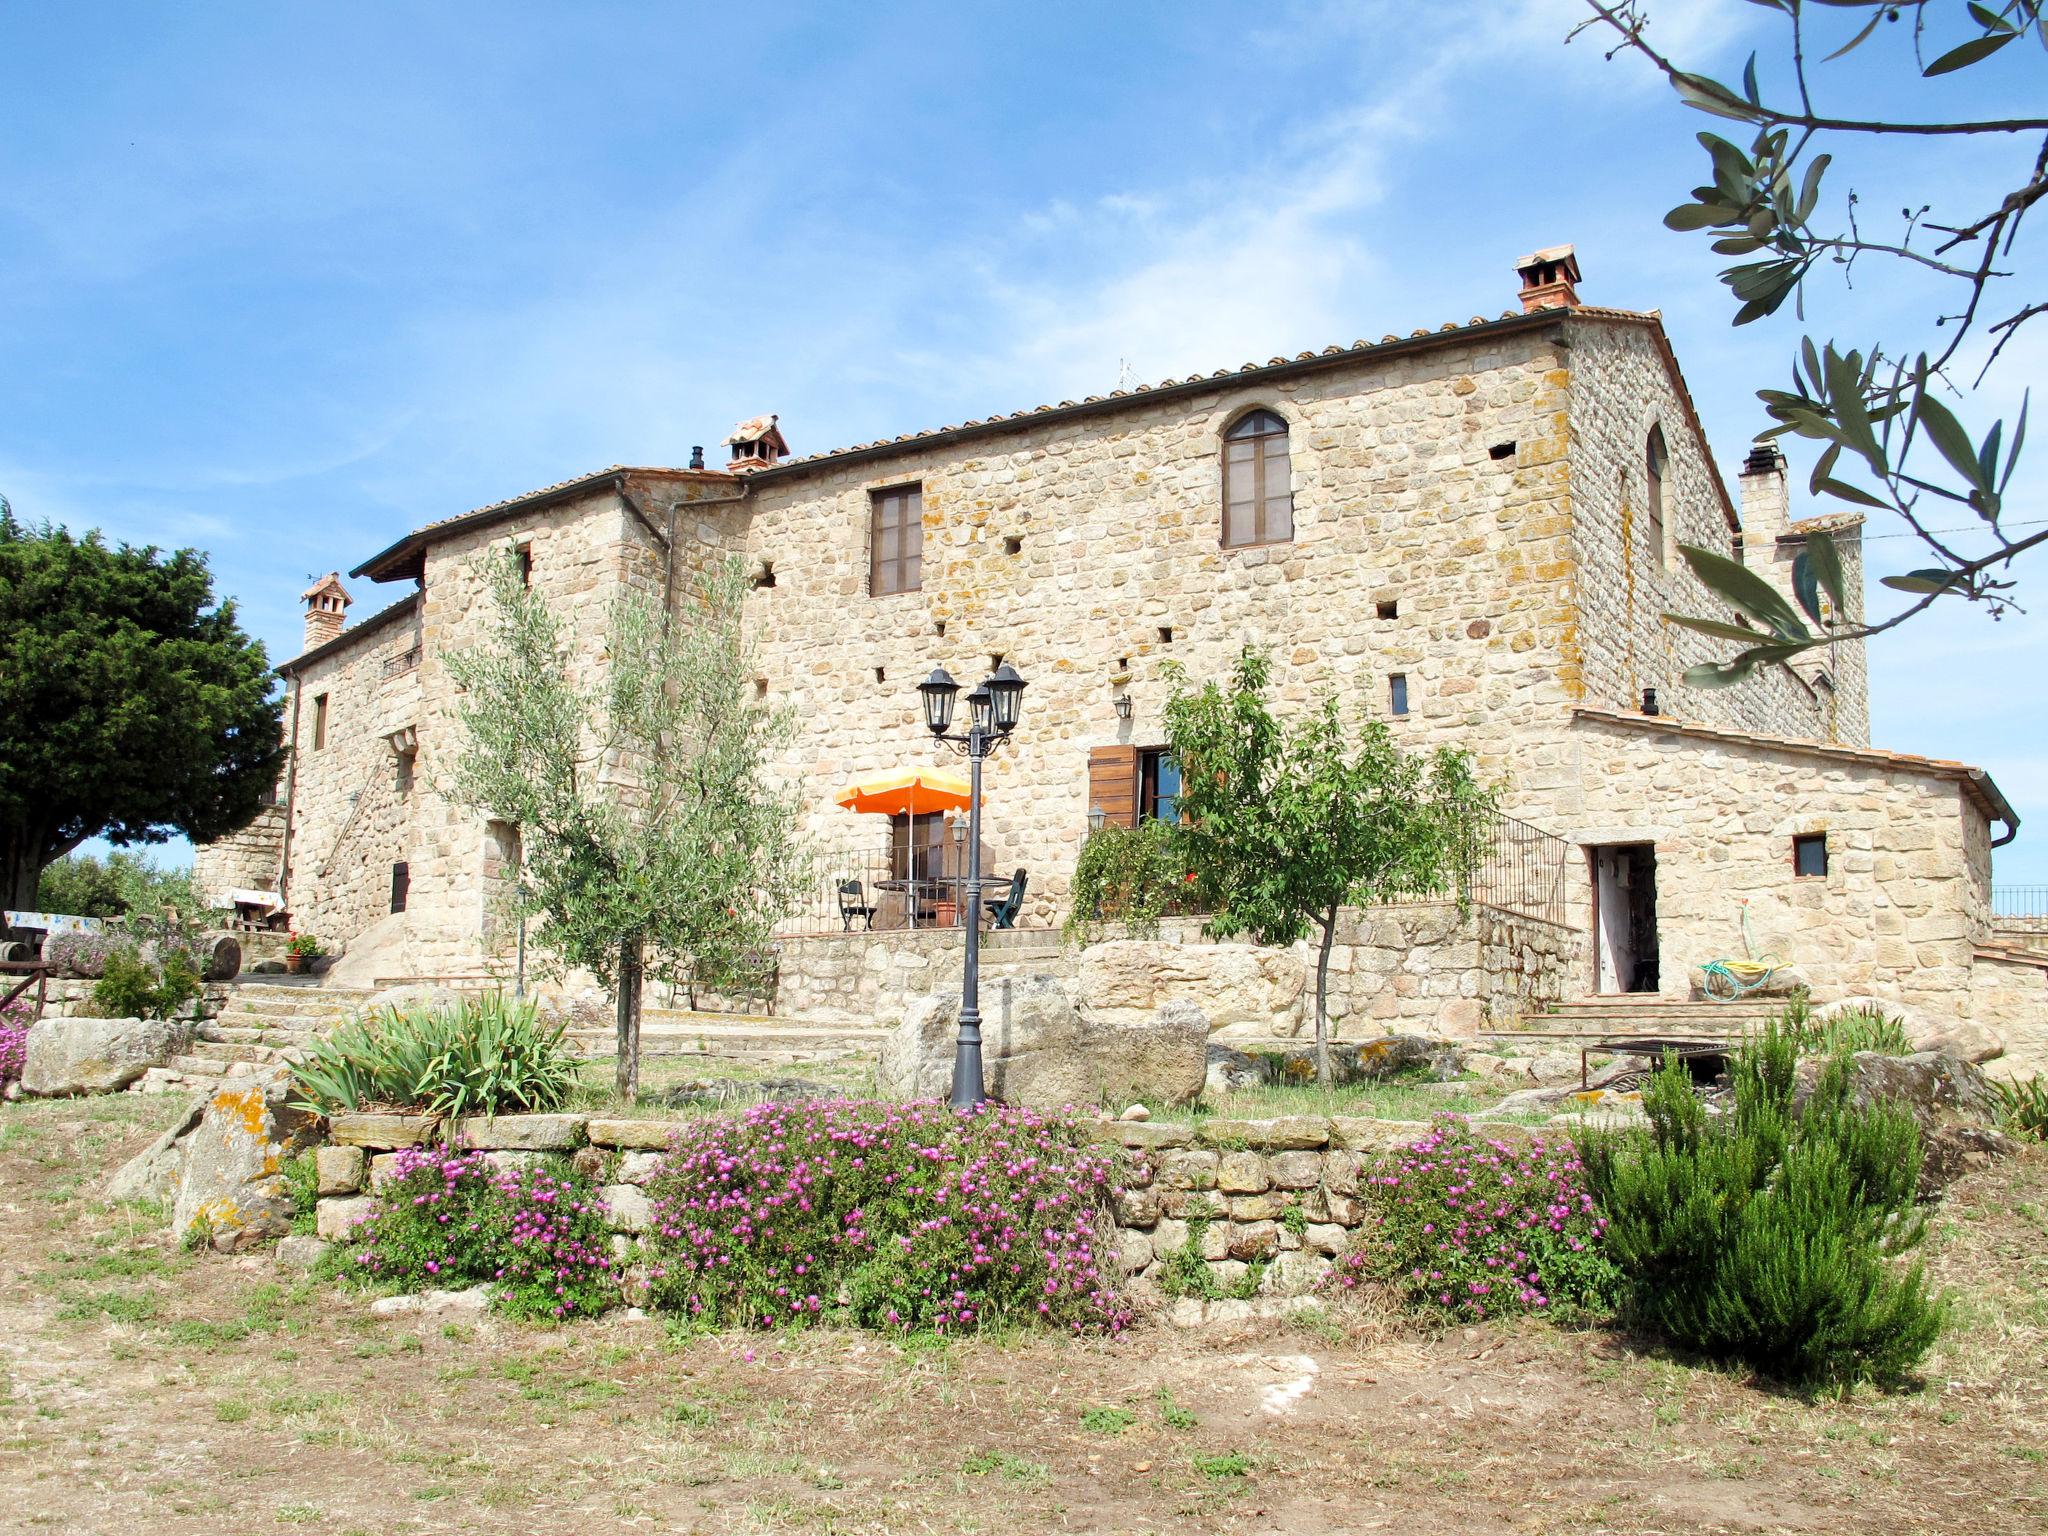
195,247,2044,1071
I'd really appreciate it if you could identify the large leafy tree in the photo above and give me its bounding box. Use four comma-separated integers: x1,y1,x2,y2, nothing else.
1162,649,1497,1084
1574,1,2047,684
0,503,283,909
448,547,811,1101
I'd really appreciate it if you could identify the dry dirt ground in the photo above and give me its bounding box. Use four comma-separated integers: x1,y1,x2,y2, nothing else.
1,1092,2044,1536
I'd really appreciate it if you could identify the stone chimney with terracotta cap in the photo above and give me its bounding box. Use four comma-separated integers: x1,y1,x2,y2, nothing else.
300,572,351,653
1515,244,1582,312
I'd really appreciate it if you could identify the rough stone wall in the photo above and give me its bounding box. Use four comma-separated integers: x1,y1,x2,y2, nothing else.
1774,525,1870,746
191,803,286,905
740,329,1585,925
1561,319,1836,740
1968,950,2048,1077
1517,713,1989,1017
278,605,422,947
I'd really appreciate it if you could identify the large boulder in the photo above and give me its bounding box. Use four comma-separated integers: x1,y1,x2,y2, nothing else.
22,1016,195,1096
1794,1049,2016,1194
880,975,1206,1110
171,1076,322,1252
1078,940,1303,1035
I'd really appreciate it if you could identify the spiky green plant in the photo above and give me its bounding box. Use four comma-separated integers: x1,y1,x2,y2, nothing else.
1994,1076,2048,1142
1582,1021,1945,1389
289,993,579,1120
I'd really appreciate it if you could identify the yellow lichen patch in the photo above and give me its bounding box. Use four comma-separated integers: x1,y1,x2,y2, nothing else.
214,1086,271,1139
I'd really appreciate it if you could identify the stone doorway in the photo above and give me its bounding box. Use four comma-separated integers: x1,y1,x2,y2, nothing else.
1590,843,1659,995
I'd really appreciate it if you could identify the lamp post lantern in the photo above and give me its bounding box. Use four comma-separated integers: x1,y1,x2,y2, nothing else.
917,660,1028,1111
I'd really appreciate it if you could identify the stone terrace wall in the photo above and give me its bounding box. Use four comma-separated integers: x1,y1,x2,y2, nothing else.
306,1110,1537,1307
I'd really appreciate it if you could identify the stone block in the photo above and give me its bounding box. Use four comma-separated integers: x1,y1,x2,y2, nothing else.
1197,1116,1329,1151
1156,1150,1218,1190
275,1235,331,1271
602,1184,654,1234
316,1195,376,1241
1216,1152,1269,1194
369,1152,406,1190
616,1151,664,1185
174,1082,321,1252
316,1144,366,1196
1228,1193,1284,1221
1329,1116,1431,1153
1324,1193,1364,1225
1112,1186,1160,1225
1304,1222,1349,1256
586,1118,678,1150
329,1113,439,1149
1115,1229,1153,1274
1198,1222,1230,1261
1268,1151,1322,1190
1151,1217,1189,1256
455,1114,587,1151
1322,1150,1363,1195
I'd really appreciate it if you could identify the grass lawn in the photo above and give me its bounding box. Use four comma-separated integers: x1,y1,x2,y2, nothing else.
0,1086,2042,1533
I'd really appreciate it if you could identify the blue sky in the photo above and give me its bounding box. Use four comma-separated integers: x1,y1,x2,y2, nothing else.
2,1,2040,882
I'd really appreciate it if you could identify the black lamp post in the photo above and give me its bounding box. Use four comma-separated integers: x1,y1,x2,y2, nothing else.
916,660,1027,1110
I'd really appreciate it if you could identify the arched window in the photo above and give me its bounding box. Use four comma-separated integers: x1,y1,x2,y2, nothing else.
1222,409,1293,548
1645,425,1669,565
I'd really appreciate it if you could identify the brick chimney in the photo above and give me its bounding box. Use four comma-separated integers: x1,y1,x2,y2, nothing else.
300,572,351,653
1736,441,1789,571
1515,244,1582,312
723,414,791,472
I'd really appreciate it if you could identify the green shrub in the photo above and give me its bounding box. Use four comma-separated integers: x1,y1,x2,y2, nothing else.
1063,820,1183,943
289,993,578,1119
91,948,203,1020
1581,1023,1945,1389
1994,1075,2048,1141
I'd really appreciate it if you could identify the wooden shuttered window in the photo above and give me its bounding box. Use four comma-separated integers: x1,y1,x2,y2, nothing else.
1087,745,1140,829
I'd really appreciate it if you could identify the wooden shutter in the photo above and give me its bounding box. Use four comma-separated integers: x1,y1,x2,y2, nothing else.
1087,745,1140,829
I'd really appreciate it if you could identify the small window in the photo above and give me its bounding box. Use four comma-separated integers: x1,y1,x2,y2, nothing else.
874,666,886,684
1221,409,1293,548
1002,535,1022,555
1389,674,1410,716
516,544,533,587
312,693,329,751
1793,833,1828,878
869,484,923,596
389,862,410,914
1488,442,1516,461
752,560,776,589
1376,600,1398,620
1157,626,1174,645
1646,425,1669,566
1138,748,1183,824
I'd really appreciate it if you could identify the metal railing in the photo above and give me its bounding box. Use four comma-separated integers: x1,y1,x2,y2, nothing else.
779,845,1030,937
1467,811,1573,927
1993,886,2048,920
382,645,422,680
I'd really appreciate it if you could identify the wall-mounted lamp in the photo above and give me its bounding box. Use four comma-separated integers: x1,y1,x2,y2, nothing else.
1113,692,1133,721
1087,805,1107,834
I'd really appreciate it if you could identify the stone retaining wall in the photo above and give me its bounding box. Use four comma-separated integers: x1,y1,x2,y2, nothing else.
37,977,230,1021
305,1109,1534,1304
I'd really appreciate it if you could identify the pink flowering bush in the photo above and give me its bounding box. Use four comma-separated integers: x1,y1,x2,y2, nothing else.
346,1146,617,1321
638,1099,1129,1335
1329,1117,1620,1322
0,1000,29,1085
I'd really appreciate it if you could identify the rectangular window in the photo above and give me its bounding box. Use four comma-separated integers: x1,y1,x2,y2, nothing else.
869,484,923,596
1389,674,1409,716
1138,748,1183,824
1793,833,1828,878
516,544,533,587
389,861,410,914
312,693,329,750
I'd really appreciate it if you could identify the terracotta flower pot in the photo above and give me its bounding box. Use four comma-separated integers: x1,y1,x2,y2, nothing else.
284,952,305,974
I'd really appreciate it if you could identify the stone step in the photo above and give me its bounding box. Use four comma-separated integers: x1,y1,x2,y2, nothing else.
180,1039,285,1064
204,1023,325,1046
166,1053,273,1078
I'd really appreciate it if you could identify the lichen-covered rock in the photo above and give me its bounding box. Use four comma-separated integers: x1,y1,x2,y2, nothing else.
23,1016,195,1096
1794,1048,2013,1194
105,1100,205,1204
879,975,1205,1109
172,1080,321,1251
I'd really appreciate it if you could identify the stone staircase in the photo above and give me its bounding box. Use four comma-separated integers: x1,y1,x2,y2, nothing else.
565,1007,888,1064
132,984,376,1095
1509,994,1787,1042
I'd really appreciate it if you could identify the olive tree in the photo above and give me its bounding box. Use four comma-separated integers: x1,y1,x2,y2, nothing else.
1162,649,1497,1084
448,548,811,1100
